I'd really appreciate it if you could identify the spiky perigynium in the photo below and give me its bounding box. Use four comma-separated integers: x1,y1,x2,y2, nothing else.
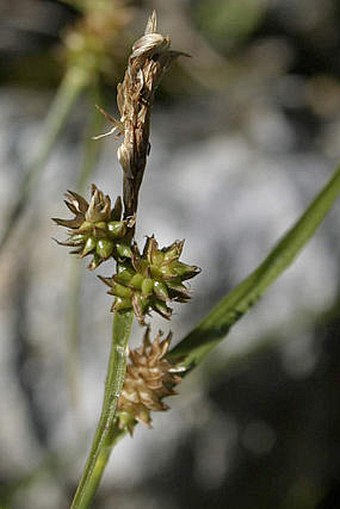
99,236,200,323
116,328,182,434
53,184,134,270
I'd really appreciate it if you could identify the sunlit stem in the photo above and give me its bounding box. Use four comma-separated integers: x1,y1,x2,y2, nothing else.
70,310,134,509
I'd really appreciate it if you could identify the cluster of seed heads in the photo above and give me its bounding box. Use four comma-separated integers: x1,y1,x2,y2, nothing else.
54,186,200,324
54,12,198,429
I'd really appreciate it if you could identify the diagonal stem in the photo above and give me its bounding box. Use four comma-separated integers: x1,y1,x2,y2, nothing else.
0,66,90,252
169,165,340,370
70,310,134,509
66,82,105,410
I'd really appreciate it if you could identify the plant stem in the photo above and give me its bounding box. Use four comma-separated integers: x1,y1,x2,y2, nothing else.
66,82,104,409
70,310,134,509
0,66,90,252
170,164,340,370
79,426,127,502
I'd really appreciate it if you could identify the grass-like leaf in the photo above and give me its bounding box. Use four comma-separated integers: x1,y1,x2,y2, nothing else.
169,164,340,370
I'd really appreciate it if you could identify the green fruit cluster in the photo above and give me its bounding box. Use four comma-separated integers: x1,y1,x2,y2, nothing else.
99,236,200,323
53,184,133,270
54,186,200,322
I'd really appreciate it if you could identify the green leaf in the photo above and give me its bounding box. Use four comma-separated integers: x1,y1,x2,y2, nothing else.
169,165,340,370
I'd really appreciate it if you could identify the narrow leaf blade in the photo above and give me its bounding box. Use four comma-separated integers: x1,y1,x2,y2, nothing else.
169,165,340,370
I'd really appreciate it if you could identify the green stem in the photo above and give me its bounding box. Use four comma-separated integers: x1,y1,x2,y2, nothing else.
0,66,90,252
80,426,127,500
169,165,340,370
66,82,104,409
70,310,134,509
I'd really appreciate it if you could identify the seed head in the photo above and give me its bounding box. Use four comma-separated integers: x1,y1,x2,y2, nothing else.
53,184,134,269
99,236,200,323
116,328,182,434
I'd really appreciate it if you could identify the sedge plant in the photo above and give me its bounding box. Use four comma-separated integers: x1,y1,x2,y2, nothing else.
52,11,340,509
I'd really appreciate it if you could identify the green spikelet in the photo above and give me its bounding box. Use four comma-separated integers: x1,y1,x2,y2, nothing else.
99,236,200,323
53,184,134,269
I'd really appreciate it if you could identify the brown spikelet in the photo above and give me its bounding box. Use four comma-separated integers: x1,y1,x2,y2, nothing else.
117,328,182,433
97,11,187,218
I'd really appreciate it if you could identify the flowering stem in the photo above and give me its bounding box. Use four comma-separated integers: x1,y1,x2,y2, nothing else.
70,310,134,509
0,66,90,252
